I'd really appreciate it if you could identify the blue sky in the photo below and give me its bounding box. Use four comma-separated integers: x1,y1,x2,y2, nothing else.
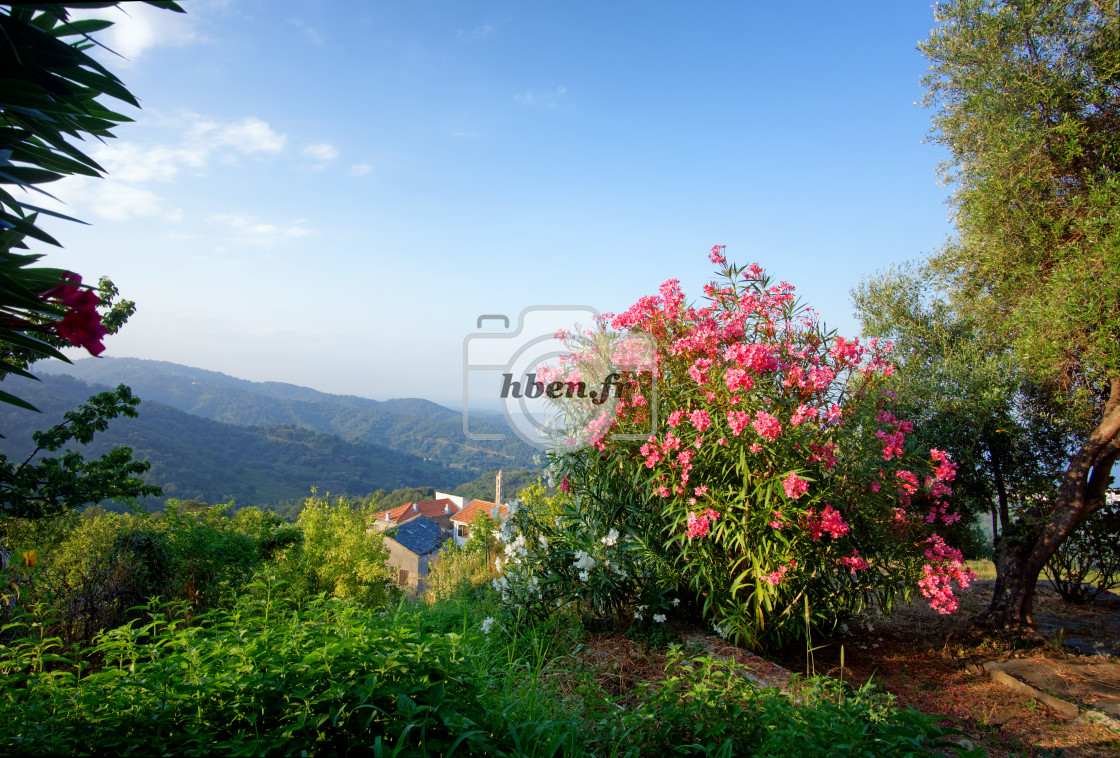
35,0,953,408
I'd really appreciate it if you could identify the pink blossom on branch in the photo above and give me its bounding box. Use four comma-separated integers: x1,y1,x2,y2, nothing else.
752,411,782,441
781,471,809,499
41,272,108,356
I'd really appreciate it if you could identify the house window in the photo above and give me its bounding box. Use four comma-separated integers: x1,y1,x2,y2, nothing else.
456,524,469,539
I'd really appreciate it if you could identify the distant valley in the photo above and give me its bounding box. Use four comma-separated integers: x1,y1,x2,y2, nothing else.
0,358,541,510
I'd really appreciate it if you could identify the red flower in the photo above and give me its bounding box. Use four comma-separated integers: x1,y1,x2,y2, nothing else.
42,272,108,355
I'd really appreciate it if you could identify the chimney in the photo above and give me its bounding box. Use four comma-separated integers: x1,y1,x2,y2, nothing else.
444,504,451,514
384,511,390,520
412,503,419,512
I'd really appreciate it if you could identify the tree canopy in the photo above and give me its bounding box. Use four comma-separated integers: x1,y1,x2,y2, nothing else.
918,0,1120,627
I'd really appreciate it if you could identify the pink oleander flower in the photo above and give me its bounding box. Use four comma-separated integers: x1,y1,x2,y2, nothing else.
727,410,750,436
829,336,863,364
42,272,108,356
709,244,727,264
782,471,809,500
807,504,849,539
896,470,919,494
724,342,779,372
764,559,796,586
667,410,687,427
689,409,712,432
840,550,869,573
686,508,720,539
688,357,712,385
918,535,977,614
724,367,754,392
752,411,782,441
790,404,816,427
560,476,571,493
876,429,905,461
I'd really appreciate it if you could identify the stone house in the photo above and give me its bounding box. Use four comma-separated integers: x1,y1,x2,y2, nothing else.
382,514,449,590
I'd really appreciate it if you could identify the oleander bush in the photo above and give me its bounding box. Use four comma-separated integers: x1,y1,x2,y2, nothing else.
494,251,977,648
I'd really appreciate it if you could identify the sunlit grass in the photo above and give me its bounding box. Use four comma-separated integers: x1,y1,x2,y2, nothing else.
966,559,997,581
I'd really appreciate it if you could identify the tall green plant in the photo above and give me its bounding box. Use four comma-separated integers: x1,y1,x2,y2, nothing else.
283,492,399,607
921,0,1120,627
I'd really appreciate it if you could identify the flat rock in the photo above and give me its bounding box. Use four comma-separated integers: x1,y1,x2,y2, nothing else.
984,657,1120,729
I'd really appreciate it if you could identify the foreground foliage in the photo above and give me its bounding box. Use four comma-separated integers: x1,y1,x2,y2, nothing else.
0,584,978,756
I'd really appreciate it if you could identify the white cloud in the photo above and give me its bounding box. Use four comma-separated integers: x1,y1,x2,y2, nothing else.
348,163,372,176
82,180,182,222
287,18,324,45
192,117,287,154
47,114,289,222
71,3,197,62
303,143,339,162
211,213,313,246
91,142,207,183
514,85,567,108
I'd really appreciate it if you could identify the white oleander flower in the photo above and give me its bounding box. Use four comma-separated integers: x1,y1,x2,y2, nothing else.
653,614,666,623
481,617,496,634
601,528,619,547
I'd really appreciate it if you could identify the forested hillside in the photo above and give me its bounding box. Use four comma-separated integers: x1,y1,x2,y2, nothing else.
0,375,473,508
40,358,538,471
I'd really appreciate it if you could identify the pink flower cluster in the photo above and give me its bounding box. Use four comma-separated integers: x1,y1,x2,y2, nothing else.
41,273,108,356
807,504,849,540
764,559,797,586
782,471,809,500
918,535,976,614
727,410,750,436
687,508,721,539
689,409,712,432
840,550,868,573
752,411,782,441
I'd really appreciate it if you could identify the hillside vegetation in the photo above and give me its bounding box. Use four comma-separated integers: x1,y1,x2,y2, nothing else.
0,374,475,508
40,358,537,471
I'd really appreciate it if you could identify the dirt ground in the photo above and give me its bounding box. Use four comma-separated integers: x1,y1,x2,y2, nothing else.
774,580,1120,757
575,579,1120,756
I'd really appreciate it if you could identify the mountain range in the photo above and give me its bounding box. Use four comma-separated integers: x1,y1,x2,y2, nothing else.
1,358,540,508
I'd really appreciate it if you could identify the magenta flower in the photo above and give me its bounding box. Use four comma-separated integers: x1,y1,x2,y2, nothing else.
752,411,782,441
781,472,809,500
727,410,750,436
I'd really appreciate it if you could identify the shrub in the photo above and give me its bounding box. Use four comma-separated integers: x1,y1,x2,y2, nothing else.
1044,491,1120,603
496,250,976,647
274,491,399,607
613,647,976,756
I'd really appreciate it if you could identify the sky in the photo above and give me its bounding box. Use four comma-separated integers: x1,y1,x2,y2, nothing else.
32,0,955,409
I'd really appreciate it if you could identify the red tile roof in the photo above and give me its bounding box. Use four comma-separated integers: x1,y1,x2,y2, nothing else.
451,499,508,526
382,498,460,523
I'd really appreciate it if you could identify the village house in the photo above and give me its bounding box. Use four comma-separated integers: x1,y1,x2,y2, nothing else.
371,497,462,533
449,499,508,547
381,514,449,590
